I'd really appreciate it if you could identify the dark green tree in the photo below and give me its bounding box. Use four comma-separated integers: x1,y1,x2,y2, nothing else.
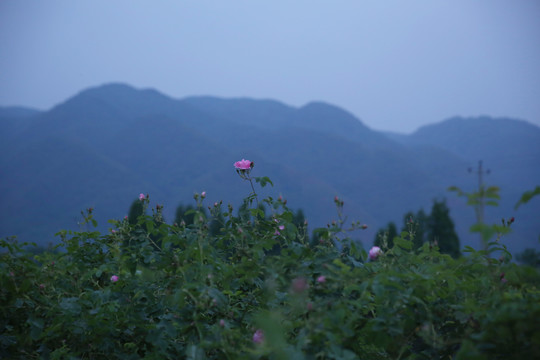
174,204,197,227
516,248,540,268
401,209,428,250
427,199,460,258
374,221,398,249
127,198,145,225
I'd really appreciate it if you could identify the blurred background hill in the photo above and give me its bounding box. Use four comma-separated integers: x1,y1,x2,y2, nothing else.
1,83,539,254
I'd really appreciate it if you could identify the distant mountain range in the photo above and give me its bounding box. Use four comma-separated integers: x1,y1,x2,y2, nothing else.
1,83,539,254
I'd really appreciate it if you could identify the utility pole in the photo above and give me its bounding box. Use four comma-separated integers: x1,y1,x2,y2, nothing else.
468,160,490,252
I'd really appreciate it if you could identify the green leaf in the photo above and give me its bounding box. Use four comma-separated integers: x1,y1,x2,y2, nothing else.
515,186,540,209
255,176,274,188
394,237,412,250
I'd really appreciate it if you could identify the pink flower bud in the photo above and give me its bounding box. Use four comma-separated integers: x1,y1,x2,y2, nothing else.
139,193,145,201
361,224,368,229
201,191,206,198
110,275,119,282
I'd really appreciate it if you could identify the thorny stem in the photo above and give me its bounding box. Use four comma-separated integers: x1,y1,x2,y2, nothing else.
248,178,259,207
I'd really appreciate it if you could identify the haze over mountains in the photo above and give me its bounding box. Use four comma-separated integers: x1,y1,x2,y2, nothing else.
1,83,539,254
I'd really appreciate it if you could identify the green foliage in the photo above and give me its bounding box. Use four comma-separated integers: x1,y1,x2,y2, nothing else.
427,199,461,259
2,178,539,359
516,248,540,268
401,209,428,251
374,222,398,249
514,185,540,209
127,198,145,225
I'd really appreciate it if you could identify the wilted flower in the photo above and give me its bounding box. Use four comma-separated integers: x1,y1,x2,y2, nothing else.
234,159,253,170
369,246,382,260
252,329,264,344
110,275,119,282
317,275,326,284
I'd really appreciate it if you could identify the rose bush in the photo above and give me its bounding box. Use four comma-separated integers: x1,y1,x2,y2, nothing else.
1,164,539,359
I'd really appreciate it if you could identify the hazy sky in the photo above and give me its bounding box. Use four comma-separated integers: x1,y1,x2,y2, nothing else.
1,1,539,133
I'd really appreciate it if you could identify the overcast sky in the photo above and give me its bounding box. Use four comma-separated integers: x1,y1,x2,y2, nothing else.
1,1,539,133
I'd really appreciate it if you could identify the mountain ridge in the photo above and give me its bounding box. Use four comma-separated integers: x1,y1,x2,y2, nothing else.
1,83,538,254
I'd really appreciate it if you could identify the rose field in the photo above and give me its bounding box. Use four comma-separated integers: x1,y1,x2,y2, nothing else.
1,161,539,359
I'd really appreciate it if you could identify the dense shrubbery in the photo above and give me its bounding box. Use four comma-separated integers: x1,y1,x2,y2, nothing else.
1,165,540,359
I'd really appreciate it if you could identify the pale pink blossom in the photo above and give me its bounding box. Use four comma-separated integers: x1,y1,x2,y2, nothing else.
110,275,119,282
252,329,264,344
369,246,382,260
234,159,253,170
278,225,285,231
139,193,145,201
317,275,326,283
201,191,206,198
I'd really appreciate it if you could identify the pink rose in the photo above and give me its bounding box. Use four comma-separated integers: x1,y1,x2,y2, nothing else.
252,329,264,344
110,275,119,282
234,159,253,170
368,246,382,260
